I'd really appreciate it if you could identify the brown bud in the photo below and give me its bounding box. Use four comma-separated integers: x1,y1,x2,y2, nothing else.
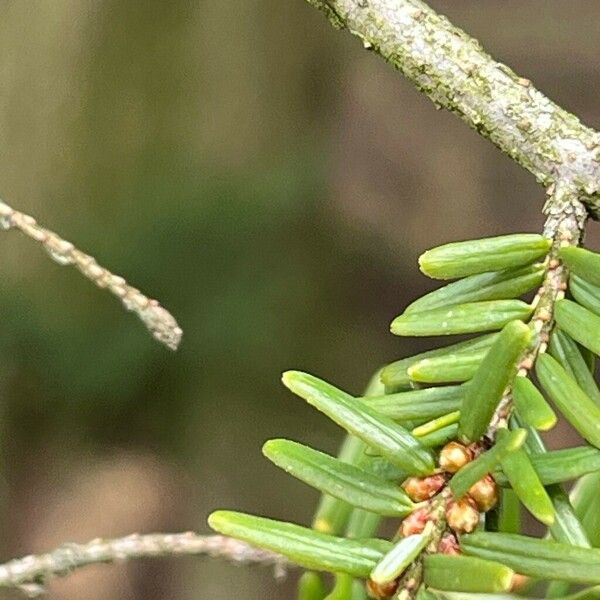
399,507,429,537
446,497,479,534
402,474,445,502
439,441,473,473
438,533,461,555
367,578,399,599
510,573,529,592
468,475,498,512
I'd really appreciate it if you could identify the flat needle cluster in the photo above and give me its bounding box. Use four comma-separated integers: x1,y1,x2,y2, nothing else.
210,231,600,599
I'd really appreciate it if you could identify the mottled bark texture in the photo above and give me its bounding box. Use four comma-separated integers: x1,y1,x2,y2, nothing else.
307,0,600,218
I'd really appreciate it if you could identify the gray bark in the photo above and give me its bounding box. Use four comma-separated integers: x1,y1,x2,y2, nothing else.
307,0,600,218
0,533,287,597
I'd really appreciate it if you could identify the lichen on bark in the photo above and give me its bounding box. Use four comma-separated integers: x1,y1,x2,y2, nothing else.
306,0,600,218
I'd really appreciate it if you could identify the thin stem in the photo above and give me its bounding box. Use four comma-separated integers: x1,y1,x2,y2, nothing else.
489,184,588,434
0,201,182,350
0,533,289,597
306,0,600,217
398,489,450,599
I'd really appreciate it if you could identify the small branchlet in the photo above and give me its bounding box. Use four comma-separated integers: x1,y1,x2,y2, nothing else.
0,533,287,597
201,0,600,595
208,212,599,598
0,201,182,350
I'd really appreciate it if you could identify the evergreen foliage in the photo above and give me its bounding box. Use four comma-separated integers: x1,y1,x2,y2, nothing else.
210,234,600,598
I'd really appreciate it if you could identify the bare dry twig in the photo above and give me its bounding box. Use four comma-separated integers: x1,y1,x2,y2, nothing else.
0,532,289,597
0,200,182,350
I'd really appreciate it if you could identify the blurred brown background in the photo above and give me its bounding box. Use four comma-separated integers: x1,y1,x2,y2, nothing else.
0,1,598,598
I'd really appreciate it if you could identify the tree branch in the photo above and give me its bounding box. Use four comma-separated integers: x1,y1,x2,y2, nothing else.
307,0,600,217
0,533,289,597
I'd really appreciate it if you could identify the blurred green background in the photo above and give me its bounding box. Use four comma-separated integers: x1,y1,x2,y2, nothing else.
0,1,598,598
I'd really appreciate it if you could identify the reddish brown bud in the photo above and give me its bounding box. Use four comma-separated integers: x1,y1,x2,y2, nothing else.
399,507,429,537
510,573,529,592
439,442,473,473
367,578,399,599
468,475,498,512
402,474,446,502
446,496,479,534
438,533,461,555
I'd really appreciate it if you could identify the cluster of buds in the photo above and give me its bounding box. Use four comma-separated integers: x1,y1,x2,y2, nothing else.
439,442,499,534
373,480,438,598
383,442,499,600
